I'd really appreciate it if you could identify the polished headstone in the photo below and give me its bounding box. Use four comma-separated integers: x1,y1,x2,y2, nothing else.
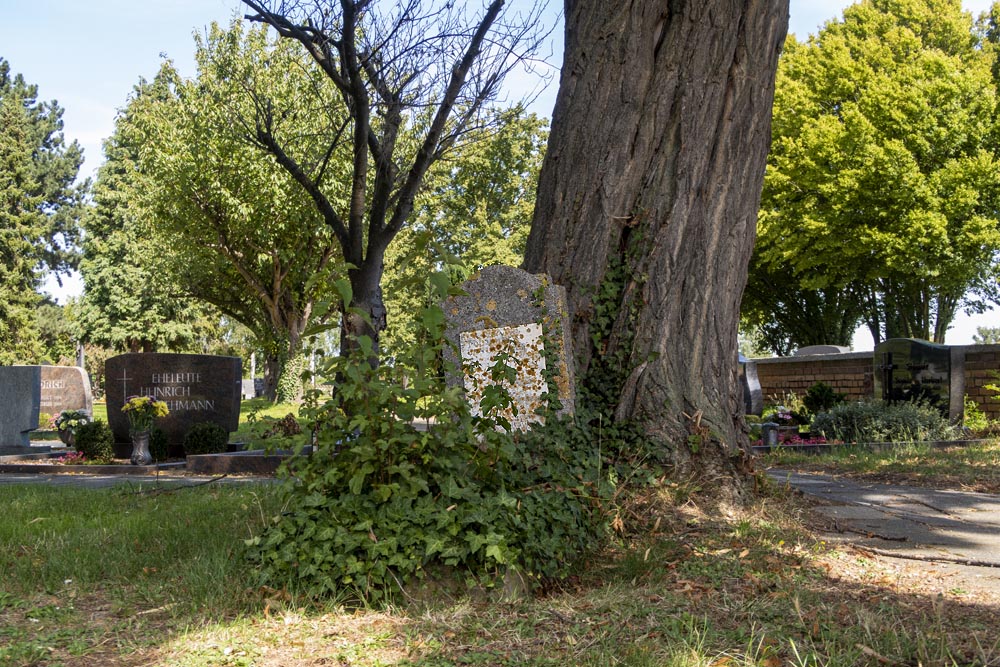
105,353,242,456
874,338,950,414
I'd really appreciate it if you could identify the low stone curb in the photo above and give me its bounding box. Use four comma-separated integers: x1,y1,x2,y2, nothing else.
0,461,186,475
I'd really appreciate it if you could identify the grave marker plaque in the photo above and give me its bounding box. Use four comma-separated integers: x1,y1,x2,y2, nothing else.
443,266,575,430
105,353,242,455
874,338,950,415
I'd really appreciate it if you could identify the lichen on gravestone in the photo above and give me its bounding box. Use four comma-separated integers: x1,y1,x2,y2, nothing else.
443,265,575,430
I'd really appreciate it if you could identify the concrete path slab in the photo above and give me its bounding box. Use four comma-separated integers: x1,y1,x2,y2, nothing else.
769,469,1000,567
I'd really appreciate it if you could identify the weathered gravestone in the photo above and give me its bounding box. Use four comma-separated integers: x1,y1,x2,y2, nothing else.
105,353,242,457
874,338,955,417
38,366,93,416
0,366,41,448
443,266,575,431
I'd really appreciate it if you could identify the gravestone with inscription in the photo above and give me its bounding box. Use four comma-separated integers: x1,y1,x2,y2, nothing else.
105,353,242,457
874,338,951,415
443,265,575,431
38,366,93,416
0,366,41,448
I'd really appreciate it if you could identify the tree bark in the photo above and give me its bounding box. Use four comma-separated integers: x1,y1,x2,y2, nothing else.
523,0,788,498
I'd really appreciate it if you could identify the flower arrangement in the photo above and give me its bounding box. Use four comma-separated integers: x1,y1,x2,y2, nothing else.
763,405,808,426
51,409,91,433
122,396,169,434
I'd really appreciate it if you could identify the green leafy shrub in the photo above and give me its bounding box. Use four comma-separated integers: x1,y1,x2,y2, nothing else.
73,420,114,462
183,422,230,455
149,427,169,461
247,272,615,602
803,381,846,416
811,400,955,444
38,412,53,430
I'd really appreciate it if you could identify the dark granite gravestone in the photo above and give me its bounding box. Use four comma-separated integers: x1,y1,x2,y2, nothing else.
0,366,41,448
443,266,575,430
39,366,93,416
738,354,763,416
105,353,242,457
874,338,951,415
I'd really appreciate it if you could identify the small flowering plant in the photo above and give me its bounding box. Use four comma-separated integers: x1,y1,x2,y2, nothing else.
56,451,88,465
122,396,169,433
51,409,90,434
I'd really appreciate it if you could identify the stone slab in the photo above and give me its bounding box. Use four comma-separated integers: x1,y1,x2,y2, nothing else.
0,366,41,447
793,345,851,356
443,266,575,429
105,353,242,454
185,450,290,475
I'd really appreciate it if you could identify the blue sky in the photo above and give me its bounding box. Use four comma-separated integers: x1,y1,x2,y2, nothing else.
1,0,996,346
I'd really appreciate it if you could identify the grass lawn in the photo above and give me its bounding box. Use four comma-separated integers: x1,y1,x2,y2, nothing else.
762,437,1000,494
2,469,999,666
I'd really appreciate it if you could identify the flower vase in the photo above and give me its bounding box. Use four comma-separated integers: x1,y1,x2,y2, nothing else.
130,430,153,466
58,429,75,448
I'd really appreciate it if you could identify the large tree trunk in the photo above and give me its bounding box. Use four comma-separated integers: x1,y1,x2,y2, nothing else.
523,0,788,497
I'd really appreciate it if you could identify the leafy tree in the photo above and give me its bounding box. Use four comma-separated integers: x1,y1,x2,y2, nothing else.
749,0,1000,346
973,326,1000,344
241,0,549,360
123,24,347,401
0,58,85,363
35,301,77,364
0,81,42,363
76,74,214,354
523,0,788,498
382,108,547,355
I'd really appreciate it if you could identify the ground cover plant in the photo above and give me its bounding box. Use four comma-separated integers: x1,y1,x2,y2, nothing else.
249,273,615,602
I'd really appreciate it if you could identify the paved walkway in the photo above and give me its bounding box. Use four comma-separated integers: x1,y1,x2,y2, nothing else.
768,469,1000,597
0,472,275,489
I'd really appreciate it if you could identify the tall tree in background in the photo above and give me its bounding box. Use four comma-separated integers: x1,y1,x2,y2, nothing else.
241,0,548,360
523,0,788,495
749,0,1000,347
973,326,1000,345
76,74,212,354
0,58,85,363
128,25,346,401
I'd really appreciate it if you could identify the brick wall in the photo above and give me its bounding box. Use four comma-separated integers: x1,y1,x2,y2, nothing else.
963,346,1000,420
754,352,873,404
751,346,1000,420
